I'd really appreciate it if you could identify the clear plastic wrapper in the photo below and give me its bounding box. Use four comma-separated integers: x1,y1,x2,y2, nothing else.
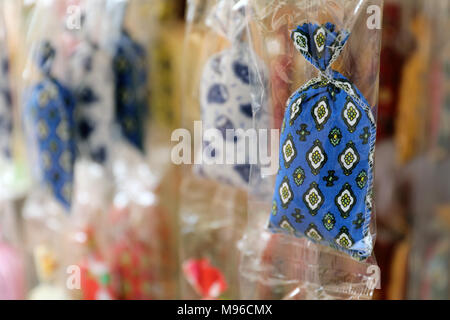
23,192,71,299
0,200,25,300
21,0,151,212
108,145,176,300
65,147,176,300
0,1,30,199
63,1,174,300
21,0,79,299
240,0,382,299
20,0,175,300
179,0,257,299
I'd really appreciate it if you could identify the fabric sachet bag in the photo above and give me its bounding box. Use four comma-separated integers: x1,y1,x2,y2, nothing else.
25,41,76,210
69,39,115,165
269,23,376,260
195,3,268,189
113,29,148,152
197,44,254,188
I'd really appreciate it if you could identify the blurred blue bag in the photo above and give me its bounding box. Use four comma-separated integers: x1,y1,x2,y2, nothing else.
25,41,76,210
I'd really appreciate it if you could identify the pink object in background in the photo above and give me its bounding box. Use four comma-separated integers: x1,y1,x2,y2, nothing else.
182,258,227,299
0,242,24,300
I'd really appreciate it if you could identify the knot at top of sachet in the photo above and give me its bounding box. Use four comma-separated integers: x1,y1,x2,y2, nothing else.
292,22,350,72
36,41,56,76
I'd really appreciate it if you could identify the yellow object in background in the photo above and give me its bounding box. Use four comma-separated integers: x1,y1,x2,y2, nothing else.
395,15,431,164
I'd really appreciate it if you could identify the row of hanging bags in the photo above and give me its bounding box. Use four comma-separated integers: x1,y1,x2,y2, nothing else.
21,0,176,300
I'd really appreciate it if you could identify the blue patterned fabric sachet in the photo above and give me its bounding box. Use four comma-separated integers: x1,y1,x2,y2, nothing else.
113,30,148,152
25,42,76,210
269,23,377,260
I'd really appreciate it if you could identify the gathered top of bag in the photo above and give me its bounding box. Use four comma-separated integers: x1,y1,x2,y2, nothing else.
36,41,56,76
291,22,350,72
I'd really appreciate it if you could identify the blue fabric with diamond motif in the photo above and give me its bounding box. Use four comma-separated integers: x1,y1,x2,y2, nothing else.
25,41,76,210
26,78,76,210
269,23,376,260
113,30,148,151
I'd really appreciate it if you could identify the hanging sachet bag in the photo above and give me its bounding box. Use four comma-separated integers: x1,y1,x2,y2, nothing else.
25,41,76,210
113,29,148,152
269,23,376,260
195,3,268,189
69,39,115,165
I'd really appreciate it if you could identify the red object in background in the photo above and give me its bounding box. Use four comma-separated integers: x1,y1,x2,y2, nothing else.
112,238,155,300
182,258,227,299
378,3,409,141
80,254,116,300
78,227,116,300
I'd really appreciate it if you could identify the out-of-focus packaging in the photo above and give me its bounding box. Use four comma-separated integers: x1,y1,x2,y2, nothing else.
146,2,185,298
240,0,383,299
0,200,25,300
21,0,80,300
107,145,176,300
407,0,450,300
20,0,176,300
0,1,31,199
179,0,261,299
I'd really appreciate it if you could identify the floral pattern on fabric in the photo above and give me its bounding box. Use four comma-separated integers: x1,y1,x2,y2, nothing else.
269,23,376,260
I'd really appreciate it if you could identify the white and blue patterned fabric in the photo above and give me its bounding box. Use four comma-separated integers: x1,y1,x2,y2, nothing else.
69,40,115,164
195,43,257,189
270,23,377,260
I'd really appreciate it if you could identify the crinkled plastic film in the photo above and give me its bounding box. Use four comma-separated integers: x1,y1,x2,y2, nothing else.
0,199,25,300
19,0,175,300
180,0,252,299
240,0,382,300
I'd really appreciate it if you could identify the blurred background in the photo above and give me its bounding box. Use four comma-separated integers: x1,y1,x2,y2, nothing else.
0,0,448,300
